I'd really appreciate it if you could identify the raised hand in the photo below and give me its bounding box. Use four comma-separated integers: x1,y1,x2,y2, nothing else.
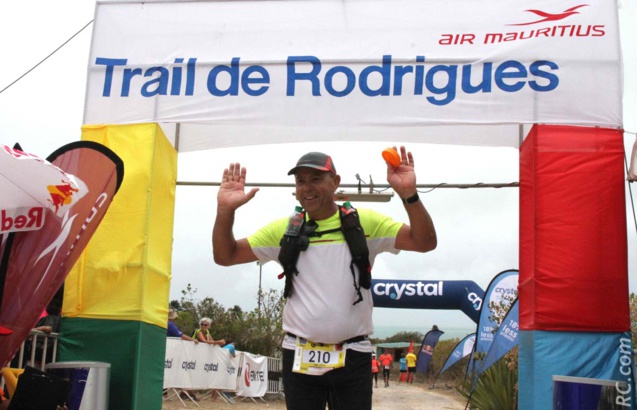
386,146,417,198
217,162,259,210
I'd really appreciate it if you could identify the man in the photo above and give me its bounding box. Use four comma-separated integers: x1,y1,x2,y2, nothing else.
379,350,393,388
405,349,418,383
213,147,436,410
371,353,380,388
167,308,198,344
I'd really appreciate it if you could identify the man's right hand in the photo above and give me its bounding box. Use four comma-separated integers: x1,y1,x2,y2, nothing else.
217,162,259,210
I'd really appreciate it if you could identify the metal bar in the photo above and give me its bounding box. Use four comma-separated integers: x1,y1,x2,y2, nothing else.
177,181,519,189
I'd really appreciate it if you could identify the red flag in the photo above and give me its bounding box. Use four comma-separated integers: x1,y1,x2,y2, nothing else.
409,340,414,352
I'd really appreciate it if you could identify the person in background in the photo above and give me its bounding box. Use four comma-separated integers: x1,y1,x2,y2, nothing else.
213,147,437,409
0,388,7,410
398,353,407,383
222,340,236,358
167,308,200,402
166,308,198,343
371,353,380,388
192,317,225,346
405,349,417,383
379,350,393,388
25,298,63,369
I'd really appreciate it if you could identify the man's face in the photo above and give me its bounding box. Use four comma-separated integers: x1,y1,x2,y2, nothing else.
294,168,340,219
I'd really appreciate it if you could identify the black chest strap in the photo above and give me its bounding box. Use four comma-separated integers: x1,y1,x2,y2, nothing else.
277,203,371,305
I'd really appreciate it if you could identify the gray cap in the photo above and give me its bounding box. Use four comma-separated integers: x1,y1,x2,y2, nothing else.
288,152,336,175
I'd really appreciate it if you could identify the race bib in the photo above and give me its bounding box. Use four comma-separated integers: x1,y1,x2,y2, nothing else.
292,337,347,375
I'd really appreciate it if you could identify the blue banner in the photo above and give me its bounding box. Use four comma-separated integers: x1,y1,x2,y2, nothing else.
436,333,476,381
415,329,444,373
468,269,518,376
475,299,519,376
371,279,484,323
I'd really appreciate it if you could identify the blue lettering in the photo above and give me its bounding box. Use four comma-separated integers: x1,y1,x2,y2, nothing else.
495,60,527,92
141,66,170,97
461,63,493,93
95,55,558,105
325,66,356,97
528,60,559,91
122,67,142,97
207,57,241,96
171,58,184,95
425,65,457,105
95,57,128,97
287,56,322,96
359,55,392,96
414,55,426,95
241,65,270,96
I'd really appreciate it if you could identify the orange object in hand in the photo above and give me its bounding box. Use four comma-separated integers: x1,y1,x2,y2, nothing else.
382,148,401,167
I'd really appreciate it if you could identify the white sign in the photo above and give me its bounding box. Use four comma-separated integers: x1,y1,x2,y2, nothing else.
163,338,240,390
236,353,268,398
85,0,622,151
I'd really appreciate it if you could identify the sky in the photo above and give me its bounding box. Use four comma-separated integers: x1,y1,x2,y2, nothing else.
1,0,636,336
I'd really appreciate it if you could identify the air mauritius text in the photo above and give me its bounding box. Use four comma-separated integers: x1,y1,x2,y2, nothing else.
95,55,559,106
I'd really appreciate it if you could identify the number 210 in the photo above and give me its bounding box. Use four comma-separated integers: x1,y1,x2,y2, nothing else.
309,351,331,363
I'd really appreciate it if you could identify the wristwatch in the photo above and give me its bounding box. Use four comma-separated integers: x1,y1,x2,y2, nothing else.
401,193,419,204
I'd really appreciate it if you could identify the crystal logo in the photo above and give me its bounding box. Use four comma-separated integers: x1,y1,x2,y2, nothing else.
467,292,482,310
181,361,196,371
373,281,443,300
204,363,219,372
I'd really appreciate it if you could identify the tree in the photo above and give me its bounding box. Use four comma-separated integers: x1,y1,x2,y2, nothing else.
240,290,285,357
629,292,637,344
173,285,285,357
381,331,423,344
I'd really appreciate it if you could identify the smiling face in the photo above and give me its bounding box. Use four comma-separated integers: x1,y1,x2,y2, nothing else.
294,168,340,220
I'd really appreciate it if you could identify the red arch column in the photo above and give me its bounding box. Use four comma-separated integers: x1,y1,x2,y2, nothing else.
518,125,631,409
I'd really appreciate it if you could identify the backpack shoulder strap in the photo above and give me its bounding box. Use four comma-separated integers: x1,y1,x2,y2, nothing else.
339,203,372,305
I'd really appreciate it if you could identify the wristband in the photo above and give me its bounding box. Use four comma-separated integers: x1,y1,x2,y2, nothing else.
401,193,420,204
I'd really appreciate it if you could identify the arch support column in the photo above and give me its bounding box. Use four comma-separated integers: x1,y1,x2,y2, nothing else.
518,125,631,409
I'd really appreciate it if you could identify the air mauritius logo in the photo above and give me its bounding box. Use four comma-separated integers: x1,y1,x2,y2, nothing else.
439,3,603,46
509,4,588,26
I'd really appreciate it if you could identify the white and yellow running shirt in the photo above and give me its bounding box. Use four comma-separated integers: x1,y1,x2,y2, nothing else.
247,207,402,346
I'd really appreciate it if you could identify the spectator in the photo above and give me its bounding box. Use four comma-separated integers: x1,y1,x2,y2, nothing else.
166,309,198,344
379,350,393,388
167,309,200,402
25,299,62,369
192,317,225,346
371,353,380,388
222,341,236,358
399,353,407,383
406,349,417,383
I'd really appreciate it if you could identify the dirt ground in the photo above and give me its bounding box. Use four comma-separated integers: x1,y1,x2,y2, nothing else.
162,382,466,409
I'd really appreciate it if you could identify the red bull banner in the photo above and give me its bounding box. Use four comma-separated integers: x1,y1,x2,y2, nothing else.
415,328,445,373
0,141,124,366
0,145,86,235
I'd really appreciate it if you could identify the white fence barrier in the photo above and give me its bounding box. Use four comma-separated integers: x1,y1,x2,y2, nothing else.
163,338,272,399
